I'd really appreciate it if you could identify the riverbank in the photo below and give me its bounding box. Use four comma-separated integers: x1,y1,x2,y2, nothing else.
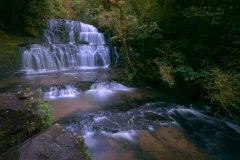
0,91,90,160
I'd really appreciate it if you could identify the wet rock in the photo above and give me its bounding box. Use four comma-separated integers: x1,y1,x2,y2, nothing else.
16,89,43,104
0,93,39,134
17,90,35,100
75,40,89,45
145,111,171,121
138,126,211,160
92,119,120,133
0,124,89,160
76,81,92,91
0,93,27,111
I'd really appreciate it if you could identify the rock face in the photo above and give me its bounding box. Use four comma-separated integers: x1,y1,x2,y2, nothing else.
0,93,40,153
0,124,87,160
0,93,27,111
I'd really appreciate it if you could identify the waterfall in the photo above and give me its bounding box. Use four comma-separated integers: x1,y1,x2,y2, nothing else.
22,19,111,74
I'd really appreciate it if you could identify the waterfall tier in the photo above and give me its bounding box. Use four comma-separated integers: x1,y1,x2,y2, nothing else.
44,85,80,99
22,19,111,74
22,44,110,74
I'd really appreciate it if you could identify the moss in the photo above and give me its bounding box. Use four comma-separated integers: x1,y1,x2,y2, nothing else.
0,132,27,153
0,109,41,153
74,31,80,41
75,40,89,44
76,137,91,160
62,31,69,43
0,98,53,154
76,82,92,91
0,30,35,77
35,102,53,129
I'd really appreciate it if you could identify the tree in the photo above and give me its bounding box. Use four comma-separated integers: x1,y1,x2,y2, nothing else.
89,0,132,69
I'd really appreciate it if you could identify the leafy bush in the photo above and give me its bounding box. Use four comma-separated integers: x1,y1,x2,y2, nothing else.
36,102,53,129
153,58,175,88
0,109,40,153
204,68,240,120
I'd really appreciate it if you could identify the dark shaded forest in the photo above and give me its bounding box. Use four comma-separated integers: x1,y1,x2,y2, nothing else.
0,0,239,120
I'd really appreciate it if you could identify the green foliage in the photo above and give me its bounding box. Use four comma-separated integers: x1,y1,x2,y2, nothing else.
36,102,53,129
172,66,208,82
0,109,40,153
0,0,91,35
0,97,54,153
183,6,224,25
94,0,240,120
204,68,240,120
129,22,163,40
127,0,163,25
76,136,92,160
153,58,175,87
0,31,35,77
0,131,27,153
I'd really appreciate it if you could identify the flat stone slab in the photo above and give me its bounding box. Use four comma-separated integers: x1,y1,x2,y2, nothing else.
0,124,86,160
137,126,208,160
0,93,27,111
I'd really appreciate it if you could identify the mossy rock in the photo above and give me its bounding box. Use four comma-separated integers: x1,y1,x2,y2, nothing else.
75,40,89,45
0,31,35,77
0,93,53,154
76,82,92,91
0,108,41,153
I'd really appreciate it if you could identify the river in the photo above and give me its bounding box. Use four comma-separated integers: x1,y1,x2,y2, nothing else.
0,19,240,160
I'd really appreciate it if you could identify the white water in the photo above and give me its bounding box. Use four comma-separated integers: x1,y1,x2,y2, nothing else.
44,85,80,99
85,81,134,100
22,19,111,74
80,32,105,45
89,81,134,91
43,80,133,100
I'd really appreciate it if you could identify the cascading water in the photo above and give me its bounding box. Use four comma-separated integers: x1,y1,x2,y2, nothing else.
63,102,240,160
43,80,133,100
13,18,239,160
44,84,80,99
22,19,111,74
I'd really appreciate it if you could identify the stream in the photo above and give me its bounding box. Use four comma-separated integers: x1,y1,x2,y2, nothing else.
1,19,240,160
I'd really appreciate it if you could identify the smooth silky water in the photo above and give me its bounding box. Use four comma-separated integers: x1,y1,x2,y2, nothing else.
1,19,240,160
22,19,110,74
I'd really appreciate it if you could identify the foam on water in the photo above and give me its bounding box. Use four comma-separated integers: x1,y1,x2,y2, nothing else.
102,130,138,141
62,101,240,160
44,84,80,99
94,116,108,122
89,80,134,91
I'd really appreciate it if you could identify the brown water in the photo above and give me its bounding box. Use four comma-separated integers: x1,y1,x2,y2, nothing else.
50,89,159,120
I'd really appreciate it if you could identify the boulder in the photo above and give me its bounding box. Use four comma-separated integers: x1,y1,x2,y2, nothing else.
0,93,27,111
0,93,40,153
0,124,89,160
